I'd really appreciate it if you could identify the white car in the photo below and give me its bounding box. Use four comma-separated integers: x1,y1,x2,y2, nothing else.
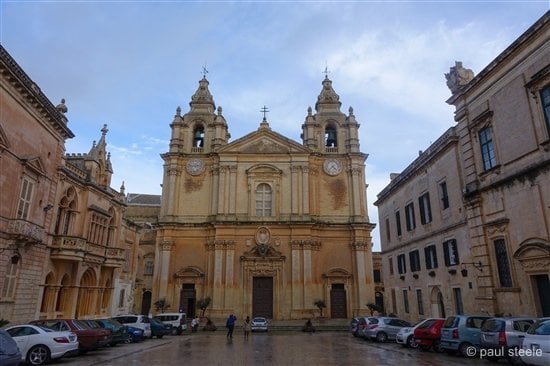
521,318,550,366
251,317,268,332
396,318,438,348
5,324,78,365
112,314,152,338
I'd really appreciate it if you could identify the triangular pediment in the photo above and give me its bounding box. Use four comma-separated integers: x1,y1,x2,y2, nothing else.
218,128,311,155
22,156,47,177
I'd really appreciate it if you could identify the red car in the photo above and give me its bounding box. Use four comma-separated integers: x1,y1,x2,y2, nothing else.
30,319,112,353
414,318,445,352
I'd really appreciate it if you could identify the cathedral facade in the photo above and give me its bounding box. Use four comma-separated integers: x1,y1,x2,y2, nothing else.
152,76,376,320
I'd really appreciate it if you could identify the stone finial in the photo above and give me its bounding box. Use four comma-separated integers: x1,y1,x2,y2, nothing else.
217,106,223,115
56,98,68,114
176,106,181,117
349,106,354,116
445,61,474,94
120,181,125,195
307,106,312,116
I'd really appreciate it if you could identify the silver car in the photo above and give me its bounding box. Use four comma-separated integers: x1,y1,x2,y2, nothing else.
251,317,268,332
363,317,412,343
396,319,438,348
521,318,550,366
480,317,536,363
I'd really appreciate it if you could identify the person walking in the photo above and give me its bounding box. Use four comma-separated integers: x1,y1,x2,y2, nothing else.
226,313,237,339
243,316,251,339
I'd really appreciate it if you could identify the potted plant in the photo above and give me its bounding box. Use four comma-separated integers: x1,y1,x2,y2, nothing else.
314,300,326,318
154,298,170,312
196,297,211,320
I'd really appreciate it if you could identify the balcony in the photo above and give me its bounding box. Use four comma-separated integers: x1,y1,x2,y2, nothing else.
50,236,125,267
6,219,45,244
103,247,126,267
50,236,87,261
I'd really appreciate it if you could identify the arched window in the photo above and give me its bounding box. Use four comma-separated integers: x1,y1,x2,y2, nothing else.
255,183,272,217
325,124,337,148
193,126,204,148
55,187,77,235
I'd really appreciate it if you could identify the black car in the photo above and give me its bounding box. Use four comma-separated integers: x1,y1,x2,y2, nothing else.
149,318,172,339
81,319,130,346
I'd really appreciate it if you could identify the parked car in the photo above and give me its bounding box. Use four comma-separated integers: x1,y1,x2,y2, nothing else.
81,318,130,346
520,317,550,366
362,317,412,342
112,315,152,338
154,312,187,334
480,317,536,363
351,317,374,338
251,317,268,332
439,315,491,357
149,318,173,339
5,324,79,365
126,326,145,343
396,319,439,348
0,328,22,366
414,318,446,352
30,318,112,353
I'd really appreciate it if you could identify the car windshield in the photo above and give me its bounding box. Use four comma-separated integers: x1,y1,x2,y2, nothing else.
417,319,437,329
528,319,550,335
481,319,504,332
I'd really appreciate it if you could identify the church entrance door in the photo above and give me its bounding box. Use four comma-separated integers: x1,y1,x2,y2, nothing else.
252,277,273,319
330,284,347,318
179,284,196,318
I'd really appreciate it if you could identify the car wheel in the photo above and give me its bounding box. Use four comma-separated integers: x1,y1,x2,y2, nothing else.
459,342,474,357
433,340,444,353
376,332,388,343
407,335,418,348
157,334,164,339
419,345,431,351
27,345,51,366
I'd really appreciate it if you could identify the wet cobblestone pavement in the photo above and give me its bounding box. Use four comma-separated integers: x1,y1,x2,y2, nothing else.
59,331,493,366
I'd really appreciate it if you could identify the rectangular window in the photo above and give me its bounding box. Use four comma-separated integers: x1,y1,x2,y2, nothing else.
403,289,409,313
397,254,407,274
443,239,460,266
388,257,394,276
418,192,432,225
494,239,513,287
425,245,438,269
144,261,154,275
416,289,424,315
395,211,402,236
440,181,449,210
1,261,18,299
16,177,34,220
409,250,421,272
479,127,497,170
255,183,272,216
453,288,464,315
118,289,125,308
373,269,381,283
541,85,550,134
405,202,416,231
385,218,391,242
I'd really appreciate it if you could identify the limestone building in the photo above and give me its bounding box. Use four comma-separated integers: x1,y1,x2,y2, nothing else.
375,12,550,321
153,76,376,320
0,45,139,322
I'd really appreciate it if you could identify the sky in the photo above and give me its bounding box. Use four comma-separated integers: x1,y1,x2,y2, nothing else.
1,1,548,251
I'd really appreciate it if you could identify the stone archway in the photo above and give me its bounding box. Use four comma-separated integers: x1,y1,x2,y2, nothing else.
76,268,97,318
430,286,446,318
513,240,550,316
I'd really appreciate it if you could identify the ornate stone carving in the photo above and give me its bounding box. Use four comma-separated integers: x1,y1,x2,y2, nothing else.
446,61,475,94
242,139,289,154
289,239,321,251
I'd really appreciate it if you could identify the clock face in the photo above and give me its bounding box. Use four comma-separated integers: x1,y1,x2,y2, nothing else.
186,158,204,176
323,159,342,176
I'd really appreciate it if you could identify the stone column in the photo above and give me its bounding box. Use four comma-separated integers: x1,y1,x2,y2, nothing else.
290,241,303,315
291,165,299,215
158,240,174,299
301,166,310,215
350,167,363,217
351,241,370,313
210,165,220,216
229,165,237,215
303,243,312,309
218,166,227,215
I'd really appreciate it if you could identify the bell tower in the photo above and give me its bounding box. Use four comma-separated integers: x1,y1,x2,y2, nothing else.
301,76,360,154
167,77,230,155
